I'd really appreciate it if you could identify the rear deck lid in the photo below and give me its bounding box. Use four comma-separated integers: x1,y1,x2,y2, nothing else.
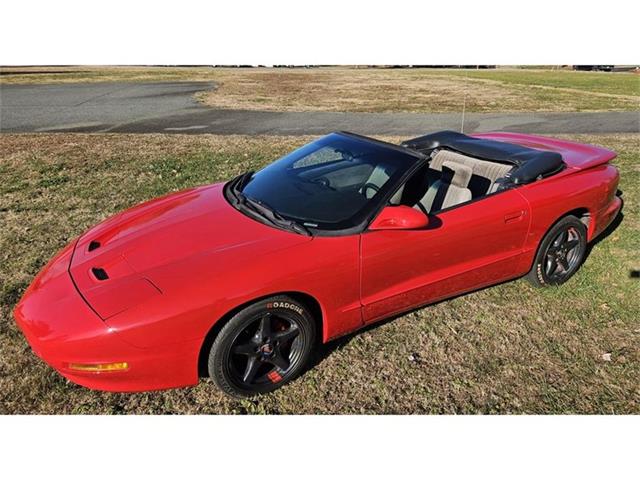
472,132,617,171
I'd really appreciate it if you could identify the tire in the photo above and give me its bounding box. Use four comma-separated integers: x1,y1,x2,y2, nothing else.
208,295,316,398
526,215,588,287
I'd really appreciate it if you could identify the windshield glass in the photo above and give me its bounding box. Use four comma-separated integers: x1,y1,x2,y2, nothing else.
232,133,419,231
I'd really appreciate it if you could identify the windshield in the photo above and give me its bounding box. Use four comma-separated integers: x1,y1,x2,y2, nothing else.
229,133,419,231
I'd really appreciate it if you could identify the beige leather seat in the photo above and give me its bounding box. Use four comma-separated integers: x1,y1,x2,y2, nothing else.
430,149,512,195
416,160,472,213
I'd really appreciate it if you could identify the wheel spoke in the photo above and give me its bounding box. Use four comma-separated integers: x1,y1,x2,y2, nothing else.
552,231,565,247
559,229,569,244
242,356,261,383
546,255,558,277
258,313,271,339
274,325,300,344
232,342,256,356
564,239,579,251
269,349,290,371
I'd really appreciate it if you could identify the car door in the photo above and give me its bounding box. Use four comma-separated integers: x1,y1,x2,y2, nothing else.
359,189,531,323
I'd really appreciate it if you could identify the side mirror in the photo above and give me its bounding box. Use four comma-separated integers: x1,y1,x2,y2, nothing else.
369,206,429,231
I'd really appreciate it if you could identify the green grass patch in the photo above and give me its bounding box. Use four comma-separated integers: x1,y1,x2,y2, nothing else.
438,68,640,97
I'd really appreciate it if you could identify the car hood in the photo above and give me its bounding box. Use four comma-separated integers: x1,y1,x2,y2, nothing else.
70,182,311,319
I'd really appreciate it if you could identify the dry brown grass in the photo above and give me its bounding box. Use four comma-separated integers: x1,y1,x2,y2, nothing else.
0,133,638,414
200,69,516,112
0,66,218,84
197,68,640,113
2,66,638,113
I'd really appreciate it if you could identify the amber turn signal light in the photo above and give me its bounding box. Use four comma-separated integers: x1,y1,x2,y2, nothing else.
67,362,129,372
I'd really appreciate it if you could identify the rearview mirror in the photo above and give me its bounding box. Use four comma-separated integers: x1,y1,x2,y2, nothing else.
369,206,429,231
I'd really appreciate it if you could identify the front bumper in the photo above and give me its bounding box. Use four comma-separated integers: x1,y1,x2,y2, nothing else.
13,241,200,392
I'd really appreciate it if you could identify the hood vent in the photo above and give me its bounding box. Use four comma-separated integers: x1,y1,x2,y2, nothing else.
88,240,101,252
91,267,109,281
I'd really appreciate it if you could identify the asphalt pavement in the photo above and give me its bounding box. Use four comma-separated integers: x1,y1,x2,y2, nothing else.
1,82,638,136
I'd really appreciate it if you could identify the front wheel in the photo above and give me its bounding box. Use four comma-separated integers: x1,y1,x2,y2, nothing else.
208,295,316,397
526,215,588,287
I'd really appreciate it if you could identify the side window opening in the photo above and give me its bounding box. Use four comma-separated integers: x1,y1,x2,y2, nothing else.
392,149,514,215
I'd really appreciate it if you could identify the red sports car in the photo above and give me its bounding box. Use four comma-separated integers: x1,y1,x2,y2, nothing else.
14,130,622,397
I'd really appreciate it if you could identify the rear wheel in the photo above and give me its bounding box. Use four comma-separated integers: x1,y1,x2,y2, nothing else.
208,295,316,397
526,215,587,287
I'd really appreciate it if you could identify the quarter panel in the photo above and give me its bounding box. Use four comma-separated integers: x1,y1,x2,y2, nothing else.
519,164,620,251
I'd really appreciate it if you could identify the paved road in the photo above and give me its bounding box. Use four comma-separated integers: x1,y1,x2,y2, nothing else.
1,82,638,136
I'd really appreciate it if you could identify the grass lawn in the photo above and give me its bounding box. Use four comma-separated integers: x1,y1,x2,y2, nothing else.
1,66,639,113
0,133,638,414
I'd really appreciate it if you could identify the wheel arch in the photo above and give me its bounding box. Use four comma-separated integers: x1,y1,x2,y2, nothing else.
528,208,591,273
197,291,325,378
553,207,593,240
526,208,590,287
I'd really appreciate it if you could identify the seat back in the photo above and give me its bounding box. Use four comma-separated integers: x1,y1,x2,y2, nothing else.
430,149,512,196
417,161,472,213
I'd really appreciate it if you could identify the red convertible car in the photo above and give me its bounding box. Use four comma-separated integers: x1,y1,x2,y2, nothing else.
14,130,622,397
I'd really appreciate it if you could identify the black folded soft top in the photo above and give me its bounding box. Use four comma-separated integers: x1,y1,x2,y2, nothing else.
401,130,565,184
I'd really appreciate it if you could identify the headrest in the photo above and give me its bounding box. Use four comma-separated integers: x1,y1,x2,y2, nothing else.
431,149,477,172
442,160,472,188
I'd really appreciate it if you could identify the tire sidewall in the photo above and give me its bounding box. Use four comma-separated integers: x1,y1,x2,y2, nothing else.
209,296,316,397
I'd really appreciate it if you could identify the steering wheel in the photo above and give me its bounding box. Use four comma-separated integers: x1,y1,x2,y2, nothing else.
362,182,381,199
312,177,335,190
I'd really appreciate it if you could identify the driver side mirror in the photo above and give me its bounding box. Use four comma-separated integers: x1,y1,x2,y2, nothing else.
369,206,429,231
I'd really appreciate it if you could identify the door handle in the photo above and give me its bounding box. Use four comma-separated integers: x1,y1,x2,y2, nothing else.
504,210,525,224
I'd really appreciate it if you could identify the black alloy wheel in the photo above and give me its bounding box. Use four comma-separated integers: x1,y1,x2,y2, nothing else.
208,296,316,397
543,227,582,280
527,215,588,287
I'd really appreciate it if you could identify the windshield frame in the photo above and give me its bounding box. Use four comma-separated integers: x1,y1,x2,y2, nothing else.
224,132,427,237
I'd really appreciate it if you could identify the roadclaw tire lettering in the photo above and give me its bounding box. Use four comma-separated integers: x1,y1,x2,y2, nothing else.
267,301,303,315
